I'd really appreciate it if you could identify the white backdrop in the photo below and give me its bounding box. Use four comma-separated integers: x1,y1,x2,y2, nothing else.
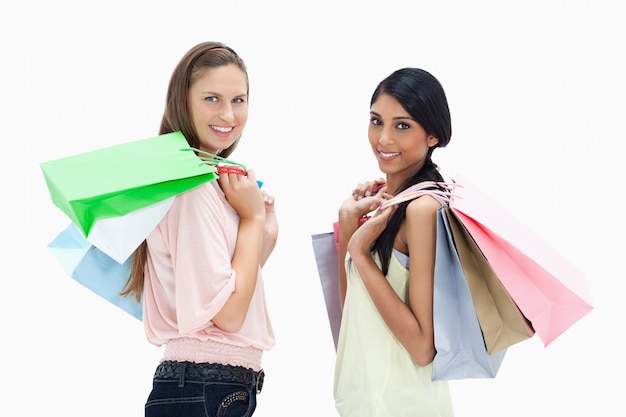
2,1,624,416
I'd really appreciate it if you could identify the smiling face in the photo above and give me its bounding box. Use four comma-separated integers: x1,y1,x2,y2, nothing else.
188,64,249,155
368,93,439,190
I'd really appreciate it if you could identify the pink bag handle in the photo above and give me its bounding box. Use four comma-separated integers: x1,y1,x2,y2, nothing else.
334,181,454,254
380,181,454,210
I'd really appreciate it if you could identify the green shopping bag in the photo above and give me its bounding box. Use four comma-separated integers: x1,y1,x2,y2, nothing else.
40,131,219,236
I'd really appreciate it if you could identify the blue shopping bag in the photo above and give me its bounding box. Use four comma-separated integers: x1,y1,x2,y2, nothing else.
431,206,506,380
48,223,142,320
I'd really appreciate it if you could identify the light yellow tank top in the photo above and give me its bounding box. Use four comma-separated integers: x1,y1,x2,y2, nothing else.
334,252,454,417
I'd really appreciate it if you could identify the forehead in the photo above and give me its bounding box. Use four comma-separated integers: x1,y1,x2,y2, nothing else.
191,64,248,95
371,93,408,116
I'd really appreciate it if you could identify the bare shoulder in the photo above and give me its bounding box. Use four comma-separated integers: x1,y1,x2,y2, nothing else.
403,195,441,258
405,194,442,220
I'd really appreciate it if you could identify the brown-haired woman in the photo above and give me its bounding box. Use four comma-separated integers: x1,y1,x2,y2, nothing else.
122,41,277,417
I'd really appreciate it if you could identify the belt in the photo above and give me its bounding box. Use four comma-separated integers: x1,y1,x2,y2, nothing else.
154,361,264,393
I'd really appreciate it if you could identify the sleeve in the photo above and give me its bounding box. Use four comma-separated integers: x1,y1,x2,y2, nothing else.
168,183,239,335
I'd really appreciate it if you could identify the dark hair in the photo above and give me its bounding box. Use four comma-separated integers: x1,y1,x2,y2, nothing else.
370,68,452,275
122,42,248,301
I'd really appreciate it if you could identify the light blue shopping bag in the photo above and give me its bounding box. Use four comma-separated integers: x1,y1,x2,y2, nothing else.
48,223,142,320
432,206,506,380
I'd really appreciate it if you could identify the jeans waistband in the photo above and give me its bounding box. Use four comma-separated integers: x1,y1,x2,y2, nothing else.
154,361,264,393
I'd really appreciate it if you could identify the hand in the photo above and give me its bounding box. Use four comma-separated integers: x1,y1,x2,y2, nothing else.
339,178,390,224
351,177,387,201
261,190,278,263
218,168,265,222
347,204,397,256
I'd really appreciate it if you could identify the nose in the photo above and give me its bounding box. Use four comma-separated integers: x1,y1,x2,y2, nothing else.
378,127,394,146
219,103,235,123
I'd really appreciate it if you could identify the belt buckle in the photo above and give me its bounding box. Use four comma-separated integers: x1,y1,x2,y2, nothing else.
255,369,265,394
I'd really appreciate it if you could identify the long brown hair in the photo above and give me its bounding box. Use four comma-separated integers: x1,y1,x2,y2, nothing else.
120,42,249,302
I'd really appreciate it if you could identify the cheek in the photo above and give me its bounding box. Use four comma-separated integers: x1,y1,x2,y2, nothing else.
189,103,206,126
235,107,249,126
368,127,378,146
415,143,432,159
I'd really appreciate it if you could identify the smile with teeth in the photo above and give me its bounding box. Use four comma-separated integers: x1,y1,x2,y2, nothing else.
378,150,401,158
211,125,234,133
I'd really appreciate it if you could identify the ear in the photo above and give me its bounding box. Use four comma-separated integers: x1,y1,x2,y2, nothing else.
427,135,439,148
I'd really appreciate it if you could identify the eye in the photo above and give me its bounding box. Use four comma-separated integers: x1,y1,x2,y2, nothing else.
233,97,246,104
370,117,382,126
204,96,219,102
396,122,410,130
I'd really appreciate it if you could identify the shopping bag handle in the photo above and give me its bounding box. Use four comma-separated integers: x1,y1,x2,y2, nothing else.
380,181,454,209
182,147,248,172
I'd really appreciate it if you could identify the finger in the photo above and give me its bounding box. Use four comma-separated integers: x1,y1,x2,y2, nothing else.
217,169,231,186
352,183,365,198
368,196,385,211
373,185,388,197
261,190,275,205
246,169,257,183
365,180,386,197
378,204,397,218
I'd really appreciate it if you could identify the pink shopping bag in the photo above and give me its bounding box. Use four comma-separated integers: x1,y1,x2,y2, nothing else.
449,175,593,346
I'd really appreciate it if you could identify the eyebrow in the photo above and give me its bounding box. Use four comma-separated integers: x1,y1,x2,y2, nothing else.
370,111,414,121
198,90,248,97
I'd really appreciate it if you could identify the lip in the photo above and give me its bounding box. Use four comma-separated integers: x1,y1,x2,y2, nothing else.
210,125,235,137
377,149,401,161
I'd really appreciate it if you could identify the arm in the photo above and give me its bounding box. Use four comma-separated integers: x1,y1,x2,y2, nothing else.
348,196,440,366
212,169,266,333
260,190,278,267
337,179,387,306
337,210,360,307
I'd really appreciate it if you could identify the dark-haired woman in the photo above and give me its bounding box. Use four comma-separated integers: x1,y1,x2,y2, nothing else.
334,68,454,416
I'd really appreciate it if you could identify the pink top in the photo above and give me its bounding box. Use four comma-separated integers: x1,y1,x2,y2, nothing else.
142,181,275,371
